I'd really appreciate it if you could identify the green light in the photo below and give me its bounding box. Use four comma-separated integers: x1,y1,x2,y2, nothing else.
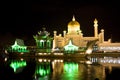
40,40,44,48
35,62,51,77
11,41,29,52
33,29,53,49
62,62,80,80
10,60,27,72
47,40,51,48
64,62,78,73
64,40,78,53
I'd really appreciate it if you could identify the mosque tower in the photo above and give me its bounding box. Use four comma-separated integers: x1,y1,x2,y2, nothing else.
94,18,98,38
101,29,104,43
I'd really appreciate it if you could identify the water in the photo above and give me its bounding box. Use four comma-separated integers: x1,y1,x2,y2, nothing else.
0,56,120,80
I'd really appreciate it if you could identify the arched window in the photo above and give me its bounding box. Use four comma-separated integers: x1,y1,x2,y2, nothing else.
93,44,98,51
47,40,51,48
40,40,45,48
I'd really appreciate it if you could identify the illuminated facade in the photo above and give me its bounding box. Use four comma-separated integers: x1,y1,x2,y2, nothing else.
52,16,120,53
33,28,53,52
8,39,29,53
98,43,120,52
7,15,120,54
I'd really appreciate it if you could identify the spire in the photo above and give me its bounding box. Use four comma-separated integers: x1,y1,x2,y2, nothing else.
94,18,98,37
14,41,17,45
94,18,98,24
69,40,73,45
94,18,98,27
72,15,75,21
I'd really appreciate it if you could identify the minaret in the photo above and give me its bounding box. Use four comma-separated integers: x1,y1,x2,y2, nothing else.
94,18,98,37
52,31,57,50
101,29,104,43
53,31,57,38
63,30,66,37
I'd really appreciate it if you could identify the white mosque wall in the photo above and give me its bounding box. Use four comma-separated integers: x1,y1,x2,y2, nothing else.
98,43,120,52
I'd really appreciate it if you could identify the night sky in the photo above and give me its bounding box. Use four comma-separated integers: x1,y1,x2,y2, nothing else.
1,0,120,46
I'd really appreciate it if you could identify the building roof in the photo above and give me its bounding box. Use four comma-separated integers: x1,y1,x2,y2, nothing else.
15,39,25,46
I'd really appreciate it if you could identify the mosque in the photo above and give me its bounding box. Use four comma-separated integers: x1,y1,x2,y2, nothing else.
52,16,120,53
8,15,120,54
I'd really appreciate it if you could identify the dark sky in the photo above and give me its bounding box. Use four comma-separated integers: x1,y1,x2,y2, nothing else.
1,0,120,43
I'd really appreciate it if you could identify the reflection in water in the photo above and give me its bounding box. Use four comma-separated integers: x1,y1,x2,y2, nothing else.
64,62,78,73
1,57,120,80
50,60,103,80
10,60,27,73
35,62,52,77
63,62,80,80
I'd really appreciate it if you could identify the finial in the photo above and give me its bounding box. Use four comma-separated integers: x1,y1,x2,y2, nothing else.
101,29,104,32
15,41,17,45
94,18,98,23
72,15,75,21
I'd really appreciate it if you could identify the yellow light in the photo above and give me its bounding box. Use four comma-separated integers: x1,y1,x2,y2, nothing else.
20,58,23,61
86,49,92,54
86,60,92,64
4,57,7,61
38,59,42,62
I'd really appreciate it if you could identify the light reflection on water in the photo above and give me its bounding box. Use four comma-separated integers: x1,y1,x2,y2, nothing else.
1,57,120,80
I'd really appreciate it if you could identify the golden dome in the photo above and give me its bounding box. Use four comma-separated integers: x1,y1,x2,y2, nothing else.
68,16,80,27
67,16,80,34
